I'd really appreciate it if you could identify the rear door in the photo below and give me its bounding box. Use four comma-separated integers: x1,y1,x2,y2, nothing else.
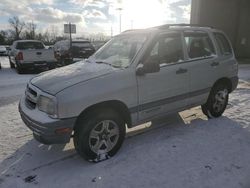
183,30,219,106
213,32,238,78
136,32,189,121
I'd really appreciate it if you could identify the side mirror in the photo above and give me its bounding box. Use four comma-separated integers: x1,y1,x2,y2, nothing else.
136,59,160,76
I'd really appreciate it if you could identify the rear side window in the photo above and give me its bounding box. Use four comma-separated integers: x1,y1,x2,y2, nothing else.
214,33,232,55
184,31,215,59
16,42,45,50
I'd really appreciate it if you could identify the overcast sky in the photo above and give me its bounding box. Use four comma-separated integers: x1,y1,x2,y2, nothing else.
0,0,191,36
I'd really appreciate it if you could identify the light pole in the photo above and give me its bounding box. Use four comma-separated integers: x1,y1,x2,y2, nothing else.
116,8,123,33
131,20,133,29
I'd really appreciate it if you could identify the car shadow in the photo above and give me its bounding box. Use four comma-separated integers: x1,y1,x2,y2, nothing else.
0,113,187,176
1,112,250,187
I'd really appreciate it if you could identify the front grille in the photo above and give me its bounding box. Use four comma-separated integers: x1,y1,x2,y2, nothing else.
25,85,38,109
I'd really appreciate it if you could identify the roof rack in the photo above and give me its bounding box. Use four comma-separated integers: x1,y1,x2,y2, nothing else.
122,29,145,33
155,24,213,29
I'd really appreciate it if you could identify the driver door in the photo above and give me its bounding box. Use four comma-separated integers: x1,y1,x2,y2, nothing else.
136,32,189,121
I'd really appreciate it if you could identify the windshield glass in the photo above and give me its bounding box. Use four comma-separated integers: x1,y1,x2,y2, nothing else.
93,34,148,68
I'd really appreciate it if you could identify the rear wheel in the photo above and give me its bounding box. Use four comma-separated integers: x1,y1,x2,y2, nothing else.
74,109,125,162
16,64,25,74
48,63,56,70
9,59,15,68
201,84,229,118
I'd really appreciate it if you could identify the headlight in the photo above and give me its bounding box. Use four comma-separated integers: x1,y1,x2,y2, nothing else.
37,95,57,118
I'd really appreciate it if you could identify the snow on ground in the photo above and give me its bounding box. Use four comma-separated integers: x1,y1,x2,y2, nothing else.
0,57,250,188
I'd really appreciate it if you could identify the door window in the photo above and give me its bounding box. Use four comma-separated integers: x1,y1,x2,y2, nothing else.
184,32,215,59
146,33,184,66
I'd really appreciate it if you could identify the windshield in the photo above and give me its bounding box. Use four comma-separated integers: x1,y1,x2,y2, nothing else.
16,42,45,50
93,34,148,68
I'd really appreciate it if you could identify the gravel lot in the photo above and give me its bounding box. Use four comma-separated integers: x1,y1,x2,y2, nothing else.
0,57,250,188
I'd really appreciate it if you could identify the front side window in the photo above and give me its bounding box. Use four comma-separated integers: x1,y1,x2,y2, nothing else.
184,32,215,59
93,34,148,68
214,32,232,55
146,33,184,65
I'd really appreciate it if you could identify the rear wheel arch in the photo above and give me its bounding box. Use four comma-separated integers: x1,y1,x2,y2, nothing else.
74,100,132,131
212,77,232,93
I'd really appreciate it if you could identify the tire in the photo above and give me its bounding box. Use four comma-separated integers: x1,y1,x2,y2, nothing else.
74,109,126,162
16,64,24,74
48,63,56,70
10,62,15,68
9,58,15,68
201,84,229,118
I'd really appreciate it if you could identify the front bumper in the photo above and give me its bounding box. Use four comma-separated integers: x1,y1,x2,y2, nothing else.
19,96,76,144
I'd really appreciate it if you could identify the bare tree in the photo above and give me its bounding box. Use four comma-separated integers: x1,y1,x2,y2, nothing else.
50,25,59,42
8,16,25,40
25,21,37,39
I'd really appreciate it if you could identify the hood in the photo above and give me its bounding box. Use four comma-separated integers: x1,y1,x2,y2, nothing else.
31,61,115,95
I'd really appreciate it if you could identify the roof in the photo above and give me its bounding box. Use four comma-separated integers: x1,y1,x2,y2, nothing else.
55,39,90,43
14,40,43,43
121,24,221,35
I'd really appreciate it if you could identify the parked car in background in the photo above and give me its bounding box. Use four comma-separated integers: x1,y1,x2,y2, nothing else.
9,40,57,74
92,41,107,51
54,40,95,66
5,46,11,55
0,45,7,56
19,24,238,162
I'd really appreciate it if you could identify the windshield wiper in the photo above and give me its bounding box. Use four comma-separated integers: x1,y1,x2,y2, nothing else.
95,61,121,68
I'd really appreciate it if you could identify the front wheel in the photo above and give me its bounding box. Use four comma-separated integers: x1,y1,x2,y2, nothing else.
74,109,126,162
201,84,229,118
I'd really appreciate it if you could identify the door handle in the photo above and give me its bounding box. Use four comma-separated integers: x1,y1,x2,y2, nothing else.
211,61,219,67
176,68,187,74
36,52,42,55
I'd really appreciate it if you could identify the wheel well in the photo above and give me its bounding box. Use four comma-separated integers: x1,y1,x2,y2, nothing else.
213,78,232,93
74,100,132,131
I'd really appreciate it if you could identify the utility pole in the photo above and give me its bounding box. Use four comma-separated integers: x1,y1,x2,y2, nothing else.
69,22,72,50
116,8,123,33
111,25,113,37
131,20,133,29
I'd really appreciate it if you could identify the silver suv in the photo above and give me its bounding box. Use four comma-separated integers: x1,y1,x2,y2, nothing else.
19,24,238,162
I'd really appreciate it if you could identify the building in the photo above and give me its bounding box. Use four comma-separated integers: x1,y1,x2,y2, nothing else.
191,0,250,58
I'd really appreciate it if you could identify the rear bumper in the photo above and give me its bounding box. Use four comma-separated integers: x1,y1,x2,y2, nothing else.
17,61,56,69
19,96,76,144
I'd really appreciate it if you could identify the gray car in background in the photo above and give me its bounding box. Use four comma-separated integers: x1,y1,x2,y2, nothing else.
19,24,238,162
54,40,95,66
